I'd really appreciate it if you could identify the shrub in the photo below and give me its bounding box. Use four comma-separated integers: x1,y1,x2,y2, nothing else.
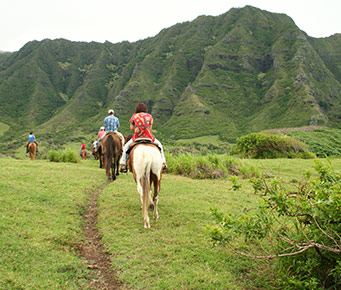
166,153,260,179
232,133,315,159
207,160,341,289
47,150,79,163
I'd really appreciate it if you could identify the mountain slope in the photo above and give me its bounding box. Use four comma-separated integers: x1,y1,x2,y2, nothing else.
0,5,340,151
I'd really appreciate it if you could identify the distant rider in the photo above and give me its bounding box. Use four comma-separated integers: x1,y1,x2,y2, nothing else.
26,131,38,153
80,143,86,156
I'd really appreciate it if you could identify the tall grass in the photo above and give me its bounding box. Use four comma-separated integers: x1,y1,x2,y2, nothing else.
47,149,79,163
166,152,260,179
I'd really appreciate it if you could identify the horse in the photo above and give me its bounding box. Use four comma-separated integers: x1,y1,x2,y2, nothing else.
92,141,105,169
127,143,163,229
28,142,36,160
101,133,123,181
81,149,87,160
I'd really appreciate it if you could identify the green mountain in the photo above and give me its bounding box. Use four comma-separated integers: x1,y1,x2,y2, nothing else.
0,6,340,152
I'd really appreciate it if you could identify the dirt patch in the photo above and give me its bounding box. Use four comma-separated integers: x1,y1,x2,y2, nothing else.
81,183,122,290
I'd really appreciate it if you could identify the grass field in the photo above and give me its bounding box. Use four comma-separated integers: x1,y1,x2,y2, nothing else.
1,157,340,289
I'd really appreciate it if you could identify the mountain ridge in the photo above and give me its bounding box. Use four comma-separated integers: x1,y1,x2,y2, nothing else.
0,5,340,152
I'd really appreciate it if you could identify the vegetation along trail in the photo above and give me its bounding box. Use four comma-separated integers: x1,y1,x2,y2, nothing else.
82,182,122,290
1,157,340,289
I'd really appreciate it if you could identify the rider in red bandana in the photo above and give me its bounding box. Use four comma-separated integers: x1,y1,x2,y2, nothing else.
120,103,167,172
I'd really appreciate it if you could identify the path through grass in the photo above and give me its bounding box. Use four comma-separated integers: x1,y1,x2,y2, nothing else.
0,158,107,289
1,157,340,289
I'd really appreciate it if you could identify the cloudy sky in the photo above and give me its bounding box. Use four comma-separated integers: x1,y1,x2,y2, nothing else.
1,0,340,52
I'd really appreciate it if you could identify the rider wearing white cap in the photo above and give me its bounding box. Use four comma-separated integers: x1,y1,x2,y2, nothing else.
103,109,124,148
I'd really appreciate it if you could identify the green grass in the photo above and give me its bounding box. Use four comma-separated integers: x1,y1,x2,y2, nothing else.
0,158,107,290
1,157,340,289
98,174,263,290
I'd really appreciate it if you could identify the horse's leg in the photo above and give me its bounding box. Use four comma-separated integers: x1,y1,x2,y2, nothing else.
151,174,160,219
115,154,120,176
136,180,143,206
141,178,150,229
112,158,116,181
106,157,112,180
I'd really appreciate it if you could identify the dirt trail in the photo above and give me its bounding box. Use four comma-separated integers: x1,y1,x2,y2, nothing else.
81,183,122,290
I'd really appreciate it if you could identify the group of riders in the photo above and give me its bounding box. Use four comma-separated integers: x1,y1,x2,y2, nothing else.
92,102,167,173
27,102,167,172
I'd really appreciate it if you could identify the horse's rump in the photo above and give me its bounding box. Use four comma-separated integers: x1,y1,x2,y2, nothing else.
28,142,36,160
128,144,163,228
102,133,122,180
81,149,87,160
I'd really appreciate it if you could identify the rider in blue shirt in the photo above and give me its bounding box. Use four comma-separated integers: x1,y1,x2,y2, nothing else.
104,109,120,132
103,109,124,148
26,131,38,153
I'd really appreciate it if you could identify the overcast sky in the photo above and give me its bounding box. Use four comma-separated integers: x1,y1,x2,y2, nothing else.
1,0,340,52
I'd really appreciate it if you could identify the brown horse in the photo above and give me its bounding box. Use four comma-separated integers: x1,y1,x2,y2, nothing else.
81,149,87,160
93,140,106,169
101,133,123,181
127,143,163,229
28,142,36,160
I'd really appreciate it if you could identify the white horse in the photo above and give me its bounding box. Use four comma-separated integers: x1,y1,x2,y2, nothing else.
127,143,163,229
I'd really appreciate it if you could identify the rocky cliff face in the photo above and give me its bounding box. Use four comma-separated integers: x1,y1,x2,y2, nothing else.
0,6,340,148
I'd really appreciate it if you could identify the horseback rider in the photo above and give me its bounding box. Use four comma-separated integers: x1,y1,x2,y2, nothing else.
93,126,106,152
26,131,38,153
80,143,86,156
98,126,106,139
103,109,124,148
119,102,167,173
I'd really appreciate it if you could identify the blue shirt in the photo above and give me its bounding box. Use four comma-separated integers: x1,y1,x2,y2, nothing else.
104,115,120,132
28,134,35,142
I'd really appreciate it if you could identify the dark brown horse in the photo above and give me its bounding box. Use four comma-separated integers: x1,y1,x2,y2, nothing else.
28,142,36,160
101,133,123,181
93,140,106,169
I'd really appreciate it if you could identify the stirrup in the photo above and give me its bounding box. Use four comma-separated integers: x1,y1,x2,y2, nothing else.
120,165,127,173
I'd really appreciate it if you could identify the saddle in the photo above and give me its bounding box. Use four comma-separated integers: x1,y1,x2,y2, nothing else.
126,137,161,155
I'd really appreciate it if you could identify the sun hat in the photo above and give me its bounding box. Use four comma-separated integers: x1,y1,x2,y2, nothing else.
100,126,105,130
108,109,114,114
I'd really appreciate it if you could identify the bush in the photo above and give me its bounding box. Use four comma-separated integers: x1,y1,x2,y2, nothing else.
166,153,260,179
47,150,79,163
232,133,315,159
208,160,341,289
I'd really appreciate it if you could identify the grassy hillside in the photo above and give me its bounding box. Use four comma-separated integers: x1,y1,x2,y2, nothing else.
0,6,340,153
263,126,341,157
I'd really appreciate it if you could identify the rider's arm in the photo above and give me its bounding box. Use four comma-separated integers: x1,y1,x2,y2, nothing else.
130,122,135,131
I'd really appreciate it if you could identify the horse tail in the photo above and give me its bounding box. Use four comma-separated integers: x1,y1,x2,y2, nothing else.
141,158,152,228
106,135,114,174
